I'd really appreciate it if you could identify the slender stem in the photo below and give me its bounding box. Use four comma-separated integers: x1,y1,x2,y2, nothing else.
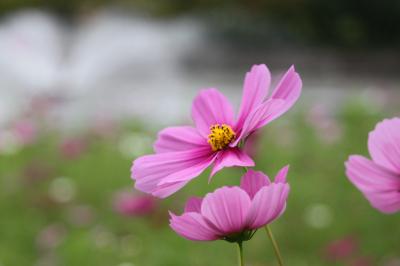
265,225,284,266
237,241,244,266
242,166,249,173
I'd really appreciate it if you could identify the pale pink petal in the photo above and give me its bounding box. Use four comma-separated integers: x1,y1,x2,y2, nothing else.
232,99,285,145
274,165,290,183
184,197,203,213
240,170,270,199
345,155,400,213
191,88,235,137
157,153,216,185
151,181,190,198
131,147,214,198
233,66,301,145
201,187,251,234
169,212,220,241
270,65,302,106
154,126,208,153
368,118,400,173
246,183,290,229
210,148,254,178
236,64,271,130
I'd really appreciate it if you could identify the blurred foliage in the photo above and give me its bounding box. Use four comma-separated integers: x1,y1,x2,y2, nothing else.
0,100,399,265
1,0,400,48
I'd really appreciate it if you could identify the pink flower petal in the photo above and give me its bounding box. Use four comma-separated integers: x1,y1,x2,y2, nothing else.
210,148,254,178
236,64,271,130
201,187,251,234
184,197,203,213
151,181,190,198
191,88,235,137
270,65,302,107
345,155,400,213
274,165,290,183
240,170,270,199
246,183,290,229
157,153,216,185
154,126,208,153
368,118,400,173
131,147,214,198
232,99,285,145
169,212,220,241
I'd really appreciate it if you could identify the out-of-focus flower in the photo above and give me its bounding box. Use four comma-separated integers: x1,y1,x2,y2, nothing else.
67,205,95,227
113,190,156,217
351,256,374,266
13,119,37,145
36,224,66,250
119,133,152,159
90,225,116,248
169,167,289,242
132,64,302,198
306,104,342,144
48,176,76,203
90,116,119,139
59,137,87,159
0,119,38,154
384,257,400,266
304,203,333,229
0,130,22,155
324,236,358,262
22,161,54,183
345,118,400,213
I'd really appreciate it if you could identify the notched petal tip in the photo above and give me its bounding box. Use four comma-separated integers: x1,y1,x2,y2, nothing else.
240,169,270,199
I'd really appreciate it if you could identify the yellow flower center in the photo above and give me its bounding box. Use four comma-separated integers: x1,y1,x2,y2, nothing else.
207,124,236,151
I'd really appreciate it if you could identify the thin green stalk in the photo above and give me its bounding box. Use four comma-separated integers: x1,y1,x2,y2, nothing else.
265,225,284,266
237,241,244,266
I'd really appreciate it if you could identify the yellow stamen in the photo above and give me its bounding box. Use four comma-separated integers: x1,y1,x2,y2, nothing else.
207,124,236,151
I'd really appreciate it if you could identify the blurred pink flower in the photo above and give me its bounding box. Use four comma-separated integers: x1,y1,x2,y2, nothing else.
345,118,400,213
306,104,342,144
132,64,302,198
324,236,358,262
23,161,54,183
351,256,374,266
13,119,37,145
36,224,66,250
59,137,87,159
90,117,119,139
169,167,289,241
67,205,95,226
114,191,156,217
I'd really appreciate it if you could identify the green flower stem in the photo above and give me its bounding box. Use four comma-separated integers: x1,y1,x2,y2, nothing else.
265,225,284,266
237,241,244,266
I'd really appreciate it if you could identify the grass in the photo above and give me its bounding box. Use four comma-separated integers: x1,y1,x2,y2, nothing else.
0,101,398,266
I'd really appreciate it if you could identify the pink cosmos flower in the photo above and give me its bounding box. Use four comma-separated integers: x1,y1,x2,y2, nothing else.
113,191,156,217
131,64,302,198
345,118,400,213
13,119,37,145
169,167,289,242
59,137,87,159
324,236,358,262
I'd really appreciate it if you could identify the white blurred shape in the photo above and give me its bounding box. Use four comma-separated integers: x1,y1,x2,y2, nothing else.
0,9,206,128
0,10,64,91
304,203,333,229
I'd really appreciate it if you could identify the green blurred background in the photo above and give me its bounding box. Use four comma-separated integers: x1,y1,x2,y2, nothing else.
0,1,399,266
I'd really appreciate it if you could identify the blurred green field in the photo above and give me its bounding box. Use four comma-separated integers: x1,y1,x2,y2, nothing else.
0,101,399,266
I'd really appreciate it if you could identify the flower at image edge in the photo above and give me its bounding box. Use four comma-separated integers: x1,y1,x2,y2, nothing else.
345,117,400,213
